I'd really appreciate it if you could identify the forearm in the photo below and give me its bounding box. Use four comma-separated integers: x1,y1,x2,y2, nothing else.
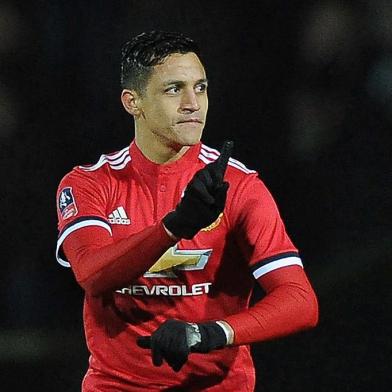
223,266,319,345
63,222,176,296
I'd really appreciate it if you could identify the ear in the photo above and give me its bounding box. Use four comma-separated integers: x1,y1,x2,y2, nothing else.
121,89,143,117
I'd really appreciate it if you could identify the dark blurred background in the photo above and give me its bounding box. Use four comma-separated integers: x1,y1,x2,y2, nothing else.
0,1,391,391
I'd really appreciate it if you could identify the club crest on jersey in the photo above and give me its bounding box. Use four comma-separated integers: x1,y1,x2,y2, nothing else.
58,187,78,220
201,213,223,232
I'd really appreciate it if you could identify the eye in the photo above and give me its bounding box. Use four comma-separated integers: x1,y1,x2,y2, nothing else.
195,83,207,93
165,86,180,95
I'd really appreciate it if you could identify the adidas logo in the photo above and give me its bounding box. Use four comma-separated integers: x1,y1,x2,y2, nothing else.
108,206,130,225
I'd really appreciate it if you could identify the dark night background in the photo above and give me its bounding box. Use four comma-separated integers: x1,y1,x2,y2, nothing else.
0,1,391,391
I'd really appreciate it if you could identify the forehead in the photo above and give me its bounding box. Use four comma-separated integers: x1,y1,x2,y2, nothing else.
148,52,206,86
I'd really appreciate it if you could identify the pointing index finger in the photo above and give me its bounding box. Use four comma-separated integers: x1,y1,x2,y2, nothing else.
215,140,234,180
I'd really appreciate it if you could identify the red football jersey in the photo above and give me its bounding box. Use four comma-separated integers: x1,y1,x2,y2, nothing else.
56,141,302,391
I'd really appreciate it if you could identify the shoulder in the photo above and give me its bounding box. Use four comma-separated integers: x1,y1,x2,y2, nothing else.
198,143,275,203
77,145,131,173
59,145,131,186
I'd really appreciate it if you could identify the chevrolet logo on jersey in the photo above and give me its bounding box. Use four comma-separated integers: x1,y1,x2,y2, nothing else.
143,245,213,278
116,282,212,296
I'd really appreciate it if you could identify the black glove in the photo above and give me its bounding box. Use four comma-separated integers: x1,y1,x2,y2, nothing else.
163,140,234,239
137,319,227,372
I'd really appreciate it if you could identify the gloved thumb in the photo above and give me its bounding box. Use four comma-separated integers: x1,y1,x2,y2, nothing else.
137,336,152,349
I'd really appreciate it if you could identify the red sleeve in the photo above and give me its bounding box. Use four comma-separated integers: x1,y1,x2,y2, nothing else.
56,168,113,267
56,168,176,296
223,265,319,345
228,173,299,268
62,223,175,296
223,172,318,344
56,168,109,233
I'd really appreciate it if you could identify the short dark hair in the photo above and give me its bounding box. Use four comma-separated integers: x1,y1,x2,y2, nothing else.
120,30,201,93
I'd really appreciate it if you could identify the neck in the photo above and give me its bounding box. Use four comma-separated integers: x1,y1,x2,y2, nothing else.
135,128,190,164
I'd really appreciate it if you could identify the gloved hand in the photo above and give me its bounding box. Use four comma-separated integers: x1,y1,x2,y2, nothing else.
163,140,233,239
137,319,227,372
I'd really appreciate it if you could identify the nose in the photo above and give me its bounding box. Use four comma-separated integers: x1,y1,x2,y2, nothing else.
179,89,200,113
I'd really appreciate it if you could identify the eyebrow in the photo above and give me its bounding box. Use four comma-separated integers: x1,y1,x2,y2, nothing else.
163,78,208,87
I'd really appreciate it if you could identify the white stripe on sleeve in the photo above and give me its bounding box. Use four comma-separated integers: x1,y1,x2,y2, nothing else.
252,256,303,279
56,219,112,267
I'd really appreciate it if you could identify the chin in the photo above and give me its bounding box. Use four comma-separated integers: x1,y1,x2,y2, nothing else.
179,136,202,147
178,128,203,146
183,137,201,145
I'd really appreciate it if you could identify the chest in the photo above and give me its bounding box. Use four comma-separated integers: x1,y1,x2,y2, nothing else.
105,172,190,230
104,174,232,281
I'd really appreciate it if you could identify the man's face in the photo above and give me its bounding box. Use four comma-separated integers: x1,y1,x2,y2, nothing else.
137,52,208,148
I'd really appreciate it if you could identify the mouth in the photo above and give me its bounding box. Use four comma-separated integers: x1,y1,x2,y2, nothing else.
177,119,203,124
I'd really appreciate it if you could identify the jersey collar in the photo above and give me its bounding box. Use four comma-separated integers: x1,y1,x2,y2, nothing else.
129,140,202,175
